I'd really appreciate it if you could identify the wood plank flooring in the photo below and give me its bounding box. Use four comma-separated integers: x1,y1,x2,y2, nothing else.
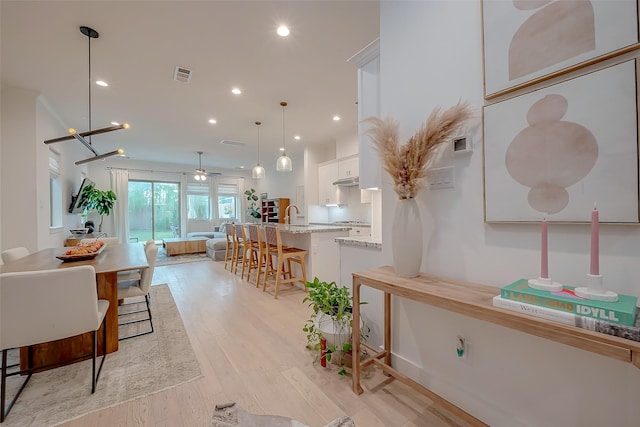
62,260,471,427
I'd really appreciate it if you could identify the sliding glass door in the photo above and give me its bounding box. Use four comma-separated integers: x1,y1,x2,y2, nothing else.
128,180,180,243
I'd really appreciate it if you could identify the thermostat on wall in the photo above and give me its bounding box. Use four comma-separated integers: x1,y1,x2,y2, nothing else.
452,136,472,155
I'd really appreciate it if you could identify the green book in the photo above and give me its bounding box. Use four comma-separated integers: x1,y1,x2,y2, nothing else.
501,279,638,326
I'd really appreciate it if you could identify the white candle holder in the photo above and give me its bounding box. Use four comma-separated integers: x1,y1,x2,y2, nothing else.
574,274,618,302
528,277,562,292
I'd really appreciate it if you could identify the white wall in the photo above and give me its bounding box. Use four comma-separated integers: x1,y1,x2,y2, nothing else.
368,2,640,426
1,87,83,252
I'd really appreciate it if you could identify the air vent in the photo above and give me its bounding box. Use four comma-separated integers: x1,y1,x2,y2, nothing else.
174,66,192,83
219,140,246,147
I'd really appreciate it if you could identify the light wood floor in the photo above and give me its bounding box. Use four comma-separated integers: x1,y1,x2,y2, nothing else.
63,260,470,427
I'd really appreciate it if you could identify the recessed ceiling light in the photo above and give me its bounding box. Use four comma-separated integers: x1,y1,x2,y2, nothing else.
333,115,341,121
208,119,217,124
277,25,290,37
231,87,242,95
96,80,108,87
279,147,285,151
238,165,245,169
294,135,301,140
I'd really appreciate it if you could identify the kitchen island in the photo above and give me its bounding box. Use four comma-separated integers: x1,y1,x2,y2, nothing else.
276,224,350,285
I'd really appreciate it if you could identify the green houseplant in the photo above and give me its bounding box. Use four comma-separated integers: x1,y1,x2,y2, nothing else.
244,188,261,220
303,277,368,375
78,185,117,232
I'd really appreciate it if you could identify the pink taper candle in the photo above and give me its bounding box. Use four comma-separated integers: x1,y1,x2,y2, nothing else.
590,204,599,276
541,216,548,279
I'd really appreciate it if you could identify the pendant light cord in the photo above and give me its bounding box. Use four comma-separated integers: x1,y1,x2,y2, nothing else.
281,102,287,153
87,31,92,144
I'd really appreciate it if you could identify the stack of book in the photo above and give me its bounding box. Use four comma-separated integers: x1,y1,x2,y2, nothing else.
493,279,640,342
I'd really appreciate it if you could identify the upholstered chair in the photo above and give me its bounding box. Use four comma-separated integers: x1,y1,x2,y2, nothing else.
1,247,29,264
0,265,109,422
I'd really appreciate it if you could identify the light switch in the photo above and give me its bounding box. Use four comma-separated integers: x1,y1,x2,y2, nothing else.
427,166,454,189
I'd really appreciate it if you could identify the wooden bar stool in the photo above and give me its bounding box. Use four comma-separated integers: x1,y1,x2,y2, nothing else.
223,222,235,271
233,224,250,277
245,224,268,286
262,225,308,299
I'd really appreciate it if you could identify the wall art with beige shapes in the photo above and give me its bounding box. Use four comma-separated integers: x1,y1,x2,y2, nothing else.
483,59,639,223
482,0,639,97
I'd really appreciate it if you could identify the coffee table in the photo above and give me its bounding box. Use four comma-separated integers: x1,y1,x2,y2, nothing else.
162,237,208,256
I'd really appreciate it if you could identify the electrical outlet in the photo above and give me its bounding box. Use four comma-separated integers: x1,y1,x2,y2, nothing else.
456,335,470,363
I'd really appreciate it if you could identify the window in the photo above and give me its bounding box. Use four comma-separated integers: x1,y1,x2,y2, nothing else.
187,182,210,220
128,180,180,242
49,152,62,228
217,183,239,219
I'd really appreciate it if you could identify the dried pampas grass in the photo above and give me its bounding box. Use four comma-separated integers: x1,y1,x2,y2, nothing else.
364,101,473,199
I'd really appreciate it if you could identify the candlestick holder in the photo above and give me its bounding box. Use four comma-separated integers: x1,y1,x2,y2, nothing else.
528,277,562,292
574,273,618,302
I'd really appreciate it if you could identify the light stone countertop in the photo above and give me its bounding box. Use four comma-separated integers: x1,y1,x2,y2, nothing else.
275,224,352,234
335,236,382,249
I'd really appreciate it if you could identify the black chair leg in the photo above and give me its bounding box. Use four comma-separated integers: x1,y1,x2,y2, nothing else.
92,331,97,393
1,349,32,423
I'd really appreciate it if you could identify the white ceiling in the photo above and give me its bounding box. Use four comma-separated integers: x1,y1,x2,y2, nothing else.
1,1,379,172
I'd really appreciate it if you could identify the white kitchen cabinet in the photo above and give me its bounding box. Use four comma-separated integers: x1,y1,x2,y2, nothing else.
348,39,380,190
338,156,359,180
318,162,344,205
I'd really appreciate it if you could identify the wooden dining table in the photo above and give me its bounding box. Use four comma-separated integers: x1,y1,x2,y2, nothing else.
0,242,149,370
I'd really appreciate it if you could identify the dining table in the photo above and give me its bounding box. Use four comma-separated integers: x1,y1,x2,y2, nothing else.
0,242,149,371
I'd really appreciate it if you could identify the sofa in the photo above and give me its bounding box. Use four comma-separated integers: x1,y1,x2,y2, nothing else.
202,222,233,261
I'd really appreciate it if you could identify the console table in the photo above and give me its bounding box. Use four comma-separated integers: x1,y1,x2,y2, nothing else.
351,266,640,427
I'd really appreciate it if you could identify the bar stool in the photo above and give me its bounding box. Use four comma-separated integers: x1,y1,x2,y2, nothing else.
223,222,235,270
262,225,308,299
232,224,250,277
245,224,268,286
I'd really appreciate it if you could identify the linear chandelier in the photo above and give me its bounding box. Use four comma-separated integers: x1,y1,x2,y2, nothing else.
43,26,128,165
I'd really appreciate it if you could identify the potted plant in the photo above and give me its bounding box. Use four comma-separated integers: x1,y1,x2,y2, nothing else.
303,277,368,375
79,185,117,233
244,188,262,221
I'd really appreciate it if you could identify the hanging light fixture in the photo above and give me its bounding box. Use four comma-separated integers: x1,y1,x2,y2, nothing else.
252,121,266,179
43,26,128,165
276,101,292,172
194,151,207,181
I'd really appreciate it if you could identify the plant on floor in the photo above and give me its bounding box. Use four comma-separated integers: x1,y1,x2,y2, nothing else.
302,277,368,375
78,184,117,233
244,188,261,220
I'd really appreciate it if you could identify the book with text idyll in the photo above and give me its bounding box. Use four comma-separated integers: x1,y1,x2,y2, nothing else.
501,279,638,326
493,295,640,342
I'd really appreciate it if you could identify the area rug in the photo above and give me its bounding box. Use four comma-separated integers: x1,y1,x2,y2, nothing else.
210,403,355,427
155,245,212,266
3,284,202,427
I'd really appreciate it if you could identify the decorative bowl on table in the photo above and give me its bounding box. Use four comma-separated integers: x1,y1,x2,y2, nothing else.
69,228,89,235
56,240,106,262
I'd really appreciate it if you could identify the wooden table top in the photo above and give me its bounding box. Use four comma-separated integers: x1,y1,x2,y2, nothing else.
0,243,149,274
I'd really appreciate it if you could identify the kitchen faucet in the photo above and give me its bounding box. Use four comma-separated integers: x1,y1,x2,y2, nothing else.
284,204,299,224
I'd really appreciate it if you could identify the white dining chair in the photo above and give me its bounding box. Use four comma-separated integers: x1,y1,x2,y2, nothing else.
1,247,29,264
0,265,109,422
117,240,158,340
117,240,155,283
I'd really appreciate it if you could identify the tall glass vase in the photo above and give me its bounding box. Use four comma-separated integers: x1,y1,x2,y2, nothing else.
391,198,423,278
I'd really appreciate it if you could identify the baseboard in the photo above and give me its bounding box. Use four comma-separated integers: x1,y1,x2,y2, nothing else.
382,347,525,427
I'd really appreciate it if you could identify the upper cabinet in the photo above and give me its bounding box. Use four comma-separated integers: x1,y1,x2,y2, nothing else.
348,39,381,190
338,156,359,180
318,162,345,206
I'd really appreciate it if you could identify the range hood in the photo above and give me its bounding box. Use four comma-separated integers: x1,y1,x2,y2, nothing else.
332,176,359,186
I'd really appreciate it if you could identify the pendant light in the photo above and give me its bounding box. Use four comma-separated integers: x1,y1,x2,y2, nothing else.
276,101,292,172
194,151,207,181
43,26,128,165
252,121,266,179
